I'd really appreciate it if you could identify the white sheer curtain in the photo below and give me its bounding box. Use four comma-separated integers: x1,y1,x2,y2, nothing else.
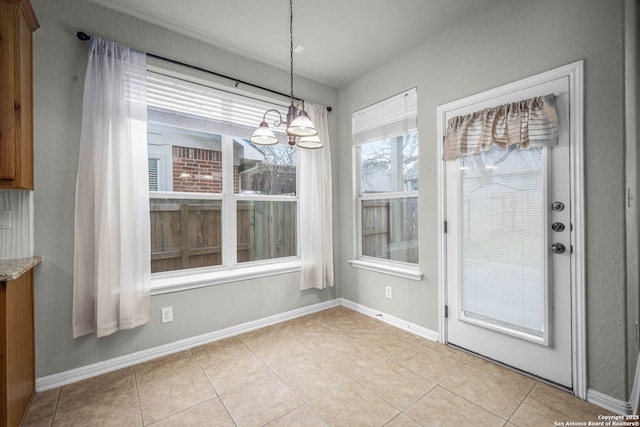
299,102,334,290
73,37,151,338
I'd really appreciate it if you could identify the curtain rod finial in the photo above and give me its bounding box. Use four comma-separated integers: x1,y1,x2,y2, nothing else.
77,31,91,41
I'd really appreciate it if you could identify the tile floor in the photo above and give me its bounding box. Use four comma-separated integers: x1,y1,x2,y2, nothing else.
21,306,612,426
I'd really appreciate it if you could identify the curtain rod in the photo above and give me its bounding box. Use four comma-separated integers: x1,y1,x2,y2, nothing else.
76,31,332,112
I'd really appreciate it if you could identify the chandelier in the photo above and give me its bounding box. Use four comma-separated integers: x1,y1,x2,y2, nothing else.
250,0,323,149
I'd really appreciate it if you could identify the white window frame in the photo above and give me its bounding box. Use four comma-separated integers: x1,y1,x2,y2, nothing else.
147,132,172,191
146,71,301,294
351,165,422,281
349,88,422,280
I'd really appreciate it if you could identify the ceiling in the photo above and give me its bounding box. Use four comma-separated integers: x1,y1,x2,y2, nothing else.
84,0,504,88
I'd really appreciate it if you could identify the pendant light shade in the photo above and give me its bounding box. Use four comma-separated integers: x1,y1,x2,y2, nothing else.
287,110,318,137
250,121,279,145
297,134,323,149
249,0,322,149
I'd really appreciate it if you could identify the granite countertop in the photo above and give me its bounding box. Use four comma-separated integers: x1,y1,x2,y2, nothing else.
0,256,42,281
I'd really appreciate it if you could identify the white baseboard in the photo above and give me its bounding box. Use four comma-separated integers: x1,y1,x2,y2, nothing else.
632,353,640,415
587,388,634,415
588,353,640,415
340,298,439,342
35,298,340,392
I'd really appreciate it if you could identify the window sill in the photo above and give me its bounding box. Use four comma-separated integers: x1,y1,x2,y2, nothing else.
151,259,301,295
348,259,423,281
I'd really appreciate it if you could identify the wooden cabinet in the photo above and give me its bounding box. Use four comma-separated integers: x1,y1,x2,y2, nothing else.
0,0,39,190
0,268,35,427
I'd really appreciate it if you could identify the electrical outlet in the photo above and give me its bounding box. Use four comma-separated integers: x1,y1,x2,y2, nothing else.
385,286,392,299
161,306,173,323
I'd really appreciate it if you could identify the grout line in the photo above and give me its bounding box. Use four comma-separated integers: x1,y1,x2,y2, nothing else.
436,384,510,424
134,352,222,425
400,386,439,425
508,383,537,424
213,393,238,426
191,348,218,396
46,387,62,426
306,401,332,426
436,360,520,422
23,387,61,427
52,387,62,422
131,366,145,426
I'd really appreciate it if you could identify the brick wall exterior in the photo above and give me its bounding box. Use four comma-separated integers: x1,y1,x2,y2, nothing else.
172,146,239,193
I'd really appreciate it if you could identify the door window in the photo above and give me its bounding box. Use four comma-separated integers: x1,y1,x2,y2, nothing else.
460,146,546,338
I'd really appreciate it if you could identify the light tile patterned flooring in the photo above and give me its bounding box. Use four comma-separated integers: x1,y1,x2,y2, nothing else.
21,306,612,426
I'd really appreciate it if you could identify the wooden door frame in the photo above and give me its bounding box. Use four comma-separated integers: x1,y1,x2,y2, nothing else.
436,61,586,398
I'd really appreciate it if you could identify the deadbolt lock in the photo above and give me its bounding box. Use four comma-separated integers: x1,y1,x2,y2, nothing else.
551,202,565,212
551,222,565,232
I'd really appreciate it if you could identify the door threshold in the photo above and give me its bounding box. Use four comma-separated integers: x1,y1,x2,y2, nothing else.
446,342,573,394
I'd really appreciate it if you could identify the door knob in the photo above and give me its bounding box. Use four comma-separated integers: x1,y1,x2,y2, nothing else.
551,243,566,254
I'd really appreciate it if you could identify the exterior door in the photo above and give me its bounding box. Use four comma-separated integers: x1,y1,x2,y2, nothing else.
444,76,573,388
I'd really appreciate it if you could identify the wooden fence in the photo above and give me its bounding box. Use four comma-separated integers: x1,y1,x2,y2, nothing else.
150,203,222,273
150,201,296,273
361,198,418,263
236,201,297,263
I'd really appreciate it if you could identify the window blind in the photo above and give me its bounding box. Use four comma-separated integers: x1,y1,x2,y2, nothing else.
461,145,545,336
352,88,418,146
146,72,289,142
148,158,159,191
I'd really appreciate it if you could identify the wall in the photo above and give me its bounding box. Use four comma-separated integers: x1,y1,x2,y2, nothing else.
624,0,640,404
29,0,339,379
338,0,629,401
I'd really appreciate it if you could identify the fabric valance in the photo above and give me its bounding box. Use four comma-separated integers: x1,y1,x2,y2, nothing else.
443,94,558,160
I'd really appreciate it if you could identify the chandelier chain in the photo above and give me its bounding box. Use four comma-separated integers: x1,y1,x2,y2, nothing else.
289,0,294,103
249,0,320,148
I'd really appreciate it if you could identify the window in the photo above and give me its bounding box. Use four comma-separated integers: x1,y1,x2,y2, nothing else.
146,72,298,279
353,88,419,266
148,158,159,191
